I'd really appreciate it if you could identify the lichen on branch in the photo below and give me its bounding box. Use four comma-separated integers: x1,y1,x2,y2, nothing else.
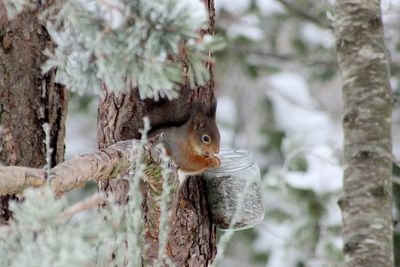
0,138,171,196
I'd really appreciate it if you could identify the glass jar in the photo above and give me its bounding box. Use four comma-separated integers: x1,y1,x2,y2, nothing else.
204,149,265,230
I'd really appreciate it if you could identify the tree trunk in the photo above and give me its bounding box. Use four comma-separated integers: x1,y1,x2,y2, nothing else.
334,1,394,266
0,5,67,224
97,1,217,265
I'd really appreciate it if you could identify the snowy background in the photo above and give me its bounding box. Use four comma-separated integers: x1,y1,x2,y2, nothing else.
64,0,400,266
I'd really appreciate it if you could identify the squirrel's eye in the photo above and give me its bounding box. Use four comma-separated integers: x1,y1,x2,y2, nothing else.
202,134,210,144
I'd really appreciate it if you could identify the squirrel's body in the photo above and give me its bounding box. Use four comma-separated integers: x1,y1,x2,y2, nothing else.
150,104,221,179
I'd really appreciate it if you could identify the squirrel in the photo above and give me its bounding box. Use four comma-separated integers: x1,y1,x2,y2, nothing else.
149,102,221,184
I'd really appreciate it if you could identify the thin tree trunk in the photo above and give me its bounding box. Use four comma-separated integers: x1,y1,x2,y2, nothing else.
0,4,67,224
97,0,217,265
334,1,394,266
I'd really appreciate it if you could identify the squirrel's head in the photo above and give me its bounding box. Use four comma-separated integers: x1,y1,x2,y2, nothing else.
188,112,220,158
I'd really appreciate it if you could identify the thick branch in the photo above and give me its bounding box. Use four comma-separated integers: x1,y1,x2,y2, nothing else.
0,139,161,196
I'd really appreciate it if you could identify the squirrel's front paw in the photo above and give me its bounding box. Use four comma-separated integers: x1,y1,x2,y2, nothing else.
211,156,221,168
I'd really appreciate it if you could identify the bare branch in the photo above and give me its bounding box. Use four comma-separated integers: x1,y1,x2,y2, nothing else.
0,139,162,196
393,156,400,168
392,176,400,186
0,167,45,196
275,0,332,29
227,45,338,69
58,192,107,222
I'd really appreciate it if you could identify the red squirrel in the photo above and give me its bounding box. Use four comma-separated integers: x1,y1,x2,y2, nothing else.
150,103,221,183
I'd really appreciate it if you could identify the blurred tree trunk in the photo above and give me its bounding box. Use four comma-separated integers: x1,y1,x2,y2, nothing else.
393,164,400,266
334,1,394,266
97,1,217,266
0,5,67,224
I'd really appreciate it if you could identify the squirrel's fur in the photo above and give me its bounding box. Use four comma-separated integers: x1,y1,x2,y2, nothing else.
149,103,220,178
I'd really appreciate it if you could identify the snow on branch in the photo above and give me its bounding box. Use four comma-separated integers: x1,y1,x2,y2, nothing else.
2,0,224,99
0,138,164,196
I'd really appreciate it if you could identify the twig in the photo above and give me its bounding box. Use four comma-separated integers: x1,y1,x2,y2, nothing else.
393,156,400,168
275,0,332,29
392,176,400,186
228,46,338,69
58,192,107,222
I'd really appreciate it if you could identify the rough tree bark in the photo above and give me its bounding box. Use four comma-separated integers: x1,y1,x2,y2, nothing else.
97,0,217,265
0,4,67,224
334,1,394,266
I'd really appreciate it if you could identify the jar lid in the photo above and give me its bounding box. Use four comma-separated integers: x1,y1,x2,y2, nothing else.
207,149,255,173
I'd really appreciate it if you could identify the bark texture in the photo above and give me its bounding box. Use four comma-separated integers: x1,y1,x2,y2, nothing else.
97,0,217,265
334,1,394,266
0,5,67,224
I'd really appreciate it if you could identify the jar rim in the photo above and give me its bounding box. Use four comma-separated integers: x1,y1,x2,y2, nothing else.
206,149,255,173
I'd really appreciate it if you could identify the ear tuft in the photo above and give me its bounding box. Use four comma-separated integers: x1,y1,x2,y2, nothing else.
192,113,204,131
208,98,217,117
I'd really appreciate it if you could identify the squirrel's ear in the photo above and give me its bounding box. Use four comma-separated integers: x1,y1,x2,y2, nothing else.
208,98,217,117
192,113,204,131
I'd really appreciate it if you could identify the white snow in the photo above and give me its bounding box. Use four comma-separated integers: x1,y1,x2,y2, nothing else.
256,0,286,15
226,14,264,41
254,222,305,267
99,0,126,30
80,0,126,30
216,96,236,147
263,72,343,194
65,98,98,159
284,146,342,193
382,0,400,13
215,0,250,15
266,72,338,146
321,197,342,226
216,96,236,126
301,23,335,49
